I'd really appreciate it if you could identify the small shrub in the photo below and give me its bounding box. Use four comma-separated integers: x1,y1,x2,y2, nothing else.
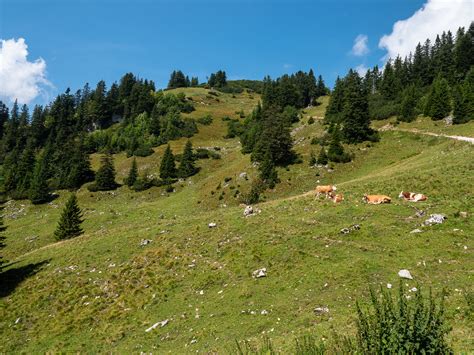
224,177,232,183
308,117,315,125
197,114,213,125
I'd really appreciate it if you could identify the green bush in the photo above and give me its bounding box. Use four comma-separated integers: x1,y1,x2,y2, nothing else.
197,114,213,125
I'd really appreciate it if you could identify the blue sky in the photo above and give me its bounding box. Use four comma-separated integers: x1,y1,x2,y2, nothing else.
0,0,472,105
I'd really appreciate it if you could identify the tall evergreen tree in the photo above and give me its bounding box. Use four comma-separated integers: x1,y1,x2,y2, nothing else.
424,75,452,120
66,139,95,189
178,140,197,178
29,153,51,204
91,153,117,190
125,158,138,187
0,205,6,272
54,194,84,240
259,148,279,189
159,145,177,180
399,85,418,122
341,70,373,143
453,67,474,124
317,146,328,165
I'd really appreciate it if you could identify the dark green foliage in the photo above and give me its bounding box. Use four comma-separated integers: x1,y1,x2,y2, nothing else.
208,70,227,88
159,145,177,180
194,148,221,160
89,153,117,191
398,85,418,122
425,75,452,120
317,147,328,165
340,70,375,144
132,173,154,192
66,139,95,189
178,140,197,178
54,194,84,240
309,151,317,166
327,129,351,163
167,70,188,89
259,149,279,189
29,153,51,204
225,119,243,139
240,179,265,205
355,283,452,354
307,117,315,125
453,67,474,124
125,158,138,187
197,114,213,125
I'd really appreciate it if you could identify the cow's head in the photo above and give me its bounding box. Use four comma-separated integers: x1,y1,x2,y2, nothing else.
332,185,337,191
362,194,368,203
398,191,405,199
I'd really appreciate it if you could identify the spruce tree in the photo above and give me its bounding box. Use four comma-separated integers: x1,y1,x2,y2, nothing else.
29,154,50,204
399,85,418,122
159,145,177,180
328,129,351,163
0,205,6,272
425,75,452,120
317,146,328,165
178,140,197,178
66,139,94,190
91,153,117,191
125,158,138,187
259,149,279,189
453,68,474,124
341,70,373,143
54,194,84,240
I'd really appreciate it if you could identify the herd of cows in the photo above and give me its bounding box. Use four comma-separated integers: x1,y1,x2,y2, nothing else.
314,185,428,204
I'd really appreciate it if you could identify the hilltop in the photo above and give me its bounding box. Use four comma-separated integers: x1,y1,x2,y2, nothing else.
1,87,473,353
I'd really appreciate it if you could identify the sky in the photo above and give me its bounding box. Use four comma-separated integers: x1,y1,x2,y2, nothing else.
0,0,472,106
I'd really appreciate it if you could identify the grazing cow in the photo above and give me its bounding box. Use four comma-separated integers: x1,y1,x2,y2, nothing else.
328,192,344,203
315,185,336,198
362,194,391,204
399,191,428,202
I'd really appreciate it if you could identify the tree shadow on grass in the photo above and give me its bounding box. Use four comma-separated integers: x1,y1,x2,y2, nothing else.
0,259,50,298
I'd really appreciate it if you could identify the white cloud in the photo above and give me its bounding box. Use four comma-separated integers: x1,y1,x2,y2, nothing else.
351,34,369,56
0,38,52,104
283,63,293,69
379,0,473,60
355,64,369,76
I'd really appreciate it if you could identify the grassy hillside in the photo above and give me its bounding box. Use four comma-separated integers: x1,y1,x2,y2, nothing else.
1,89,473,353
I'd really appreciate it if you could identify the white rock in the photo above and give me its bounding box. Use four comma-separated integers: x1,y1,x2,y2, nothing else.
199,290,204,295
410,229,423,234
244,205,254,217
261,310,268,315
208,222,217,228
252,268,267,278
424,214,447,226
140,239,153,246
410,287,418,292
398,269,413,280
387,283,392,289
15,318,21,324
145,319,169,332
314,306,330,315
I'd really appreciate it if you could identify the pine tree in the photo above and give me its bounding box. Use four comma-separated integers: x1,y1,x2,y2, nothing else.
125,158,138,187
328,129,351,163
399,85,418,122
54,194,84,240
159,145,177,180
66,139,95,189
29,154,50,204
425,75,451,120
317,146,328,165
259,149,279,189
309,151,317,166
341,70,373,143
453,67,474,124
178,140,197,178
91,153,117,191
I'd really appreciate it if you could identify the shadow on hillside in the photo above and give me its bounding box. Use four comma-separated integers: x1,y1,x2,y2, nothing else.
0,260,50,298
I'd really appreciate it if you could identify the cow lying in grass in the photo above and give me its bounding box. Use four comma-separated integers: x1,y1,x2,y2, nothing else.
315,185,336,198
328,192,344,203
399,191,428,202
363,194,391,204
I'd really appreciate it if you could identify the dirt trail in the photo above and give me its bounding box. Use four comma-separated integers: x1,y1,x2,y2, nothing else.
387,127,474,144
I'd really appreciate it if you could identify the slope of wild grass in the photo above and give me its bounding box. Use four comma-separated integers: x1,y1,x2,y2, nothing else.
1,91,473,353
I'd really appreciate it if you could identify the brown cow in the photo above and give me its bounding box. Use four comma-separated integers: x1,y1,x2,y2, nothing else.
362,194,391,204
328,192,344,203
315,185,336,198
399,191,428,202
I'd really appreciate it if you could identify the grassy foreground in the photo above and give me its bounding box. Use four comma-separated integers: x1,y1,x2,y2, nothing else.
1,89,473,353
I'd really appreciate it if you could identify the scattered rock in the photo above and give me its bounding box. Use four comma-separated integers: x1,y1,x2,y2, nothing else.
409,287,418,292
424,214,447,226
244,205,254,217
314,306,330,315
387,283,392,289
444,114,453,126
190,339,198,344
459,211,468,218
145,319,169,332
208,222,217,228
239,172,248,179
252,268,267,278
410,228,423,234
340,224,360,234
140,239,153,246
398,269,413,280
261,310,269,315
15,317,21,324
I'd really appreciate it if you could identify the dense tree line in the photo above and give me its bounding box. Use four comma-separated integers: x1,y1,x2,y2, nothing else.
360,23,474,123
208,70,228,88
0,72,199,203
167,70,199,89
